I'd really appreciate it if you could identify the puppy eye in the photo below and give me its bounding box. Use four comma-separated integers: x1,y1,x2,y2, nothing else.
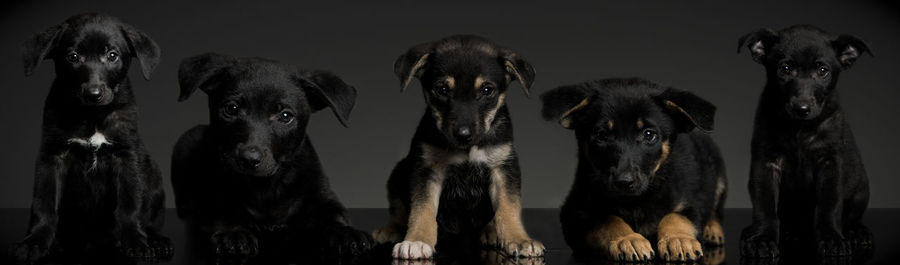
433,84,449,96
107,51,119,62
278,111,295,124
642,129,658,144
780,64,791,74
481,84,495,96
224,103,239,116
818,66,830,76
66,52,79,63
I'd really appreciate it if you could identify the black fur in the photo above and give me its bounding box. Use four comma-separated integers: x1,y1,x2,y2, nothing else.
172,53,372,261
374,35,544,259
544,78,726,262
10,13,169,263
737,25,872,258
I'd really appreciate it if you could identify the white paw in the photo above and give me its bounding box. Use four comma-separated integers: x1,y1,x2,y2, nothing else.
392,241,434,259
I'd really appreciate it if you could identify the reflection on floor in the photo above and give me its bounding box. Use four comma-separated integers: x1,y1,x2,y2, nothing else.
1,208,897,264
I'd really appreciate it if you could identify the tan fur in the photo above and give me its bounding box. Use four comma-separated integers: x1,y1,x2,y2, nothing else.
474,76,485,89
559,97,591,128
703,218,725,245
401,53,430,90
483,167,544,257
607,120,614,130
403,179,442,246
636,118,644,129
445,76,455,89
657,213,702,261
587,216,653,261
483,94,506,132
652,141,671,173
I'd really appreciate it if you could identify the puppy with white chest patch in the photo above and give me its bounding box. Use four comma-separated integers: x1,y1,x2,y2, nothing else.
543,78,726,262
372,35,544,259
11,13,170,263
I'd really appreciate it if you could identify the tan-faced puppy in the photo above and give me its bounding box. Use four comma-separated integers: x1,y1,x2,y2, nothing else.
372,35,544,260
543,78,726,262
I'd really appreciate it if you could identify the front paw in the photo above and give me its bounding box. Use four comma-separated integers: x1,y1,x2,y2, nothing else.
740,225,779,258
392,241,434,260
211,229,259,257
817,236,851,257
847,225,873,249
117,233,154,259
373,224,403,244
605,233,653,262
9,241,51,263
327,226,373,256
658,233,703,261
499,238,545,258
148,235,174,259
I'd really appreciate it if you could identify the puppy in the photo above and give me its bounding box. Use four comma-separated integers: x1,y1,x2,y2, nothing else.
737,25,872,258
543,78,726,262
172,53,372,260
10,13,169,262
371,35,544,259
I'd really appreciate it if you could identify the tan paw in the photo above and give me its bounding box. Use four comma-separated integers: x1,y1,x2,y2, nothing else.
392,241,434,260
606,232,654,262
373,225,403,243
704,220,725,245
500,239,545,257
658,233,703,261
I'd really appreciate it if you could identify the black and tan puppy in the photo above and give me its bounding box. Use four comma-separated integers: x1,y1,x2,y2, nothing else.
371,35,544,259
543,78,726,262
172,53,372,260
737,25,872,258
10,13,169,263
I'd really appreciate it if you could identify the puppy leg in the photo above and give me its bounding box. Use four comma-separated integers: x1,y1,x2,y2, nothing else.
586,216,653,261
393,179,441,259
815,156,851,257
657,213,703,261
11,152,67,262
373,199,407,243
483,168,544,257
704,218,725,246
211,224,259,256
111,152,153,258
741,156,782,258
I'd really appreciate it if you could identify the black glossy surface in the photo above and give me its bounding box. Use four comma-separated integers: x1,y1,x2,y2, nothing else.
2,208,898,264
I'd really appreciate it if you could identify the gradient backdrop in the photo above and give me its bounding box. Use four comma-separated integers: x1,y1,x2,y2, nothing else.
1,0,898,209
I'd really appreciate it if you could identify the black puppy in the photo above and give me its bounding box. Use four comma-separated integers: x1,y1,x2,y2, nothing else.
172,53,372,260
11,13,169,263
737,25,872,258
371,35,544,259
543,78,726,262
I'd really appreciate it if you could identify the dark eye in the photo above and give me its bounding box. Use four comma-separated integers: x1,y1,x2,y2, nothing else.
278,111,294,124
433,84,449,96
481,84,495,96
818,66,830,76
107,51,119,62
224,103,239,116
780,64,791,74
66,52,79,63
642,129,658,144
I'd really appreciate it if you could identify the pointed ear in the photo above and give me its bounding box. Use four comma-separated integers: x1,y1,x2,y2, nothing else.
737,28,778,64
653,88,716,133
499,48,536,97
540,84,595,129
120,24,160,80
832,34,873,68
293,70,357,127
393,42,432,92
22,24,67,76
177,53,233,101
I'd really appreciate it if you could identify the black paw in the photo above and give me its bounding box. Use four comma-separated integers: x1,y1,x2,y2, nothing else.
211,228,259,257
326,226,374,257
846,225,873,249
117,233,155,259
149,235,174,259
817,236,851,257
740,226,779,258
9,242,50,263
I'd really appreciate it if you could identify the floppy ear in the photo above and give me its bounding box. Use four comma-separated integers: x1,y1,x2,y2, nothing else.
832,34,873,68
394,42,432,92
737,28,778,63
293,70,357,127
499,48,536,97
120,24,161,80
177,53,233,101
540,84,595,129
22,24,67,76
653,88,716,133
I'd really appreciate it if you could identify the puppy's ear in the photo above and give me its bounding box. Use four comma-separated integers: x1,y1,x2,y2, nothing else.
178,53,233,101
498,48,536,97
293,70,357,127
832,34,873,68
653,88,716,133
541,85,595,129
120,24,161,80
737,29,778,63
22,24,68,76
394,42,432,92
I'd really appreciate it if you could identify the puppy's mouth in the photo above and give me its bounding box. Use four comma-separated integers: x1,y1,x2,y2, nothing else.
79,85,114,106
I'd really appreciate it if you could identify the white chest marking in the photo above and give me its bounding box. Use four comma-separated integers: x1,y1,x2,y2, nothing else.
68,131,111,150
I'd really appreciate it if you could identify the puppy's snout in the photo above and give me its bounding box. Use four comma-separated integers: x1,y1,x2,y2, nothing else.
454,127,472,143
239,147,263,169
613,173,635,190
84,86,103,102
793,103,811,117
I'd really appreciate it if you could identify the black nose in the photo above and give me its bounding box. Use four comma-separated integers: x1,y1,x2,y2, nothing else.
85,87,102,102
792,104,811,117
613,174,635,190
454,127,472,143
239,147,262,169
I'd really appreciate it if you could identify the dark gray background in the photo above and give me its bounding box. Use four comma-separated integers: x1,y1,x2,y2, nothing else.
1,0,898,209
